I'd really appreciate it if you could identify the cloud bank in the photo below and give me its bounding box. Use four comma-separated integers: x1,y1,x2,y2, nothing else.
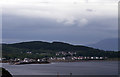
1,0,118,44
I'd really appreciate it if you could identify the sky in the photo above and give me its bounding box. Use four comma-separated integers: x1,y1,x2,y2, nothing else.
0,0,118,45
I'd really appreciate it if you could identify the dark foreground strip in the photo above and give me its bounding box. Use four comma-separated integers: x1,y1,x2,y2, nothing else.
12,75,119,77
2,68,13,77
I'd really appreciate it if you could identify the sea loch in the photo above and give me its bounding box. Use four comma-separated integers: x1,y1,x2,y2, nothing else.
2,61,118,75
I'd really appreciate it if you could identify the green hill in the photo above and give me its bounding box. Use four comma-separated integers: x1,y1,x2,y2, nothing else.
2,41,118,59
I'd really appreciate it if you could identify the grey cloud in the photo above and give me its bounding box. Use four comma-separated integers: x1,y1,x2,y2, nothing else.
2,14,118,45
86,9,93,12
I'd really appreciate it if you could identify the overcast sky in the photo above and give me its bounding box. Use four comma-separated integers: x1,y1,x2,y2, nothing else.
0,0,118,45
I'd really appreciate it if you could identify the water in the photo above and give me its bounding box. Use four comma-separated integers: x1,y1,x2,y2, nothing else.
2,61,118,75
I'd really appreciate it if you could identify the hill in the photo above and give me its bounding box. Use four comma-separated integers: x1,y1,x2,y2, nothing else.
2,41,118,59
88,38,118,51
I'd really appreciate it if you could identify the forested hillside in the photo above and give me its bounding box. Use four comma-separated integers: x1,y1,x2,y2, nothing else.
2,41,118,59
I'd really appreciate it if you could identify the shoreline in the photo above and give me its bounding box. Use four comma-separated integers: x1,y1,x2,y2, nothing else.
1,58,119,64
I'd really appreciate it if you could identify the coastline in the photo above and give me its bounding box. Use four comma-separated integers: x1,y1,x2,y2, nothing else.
1,58,119,64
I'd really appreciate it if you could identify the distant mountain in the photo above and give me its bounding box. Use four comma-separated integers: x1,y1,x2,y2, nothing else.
2,41,118,59
88,38,118,51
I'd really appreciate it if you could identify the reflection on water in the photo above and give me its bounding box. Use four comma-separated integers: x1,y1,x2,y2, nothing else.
0,63,2,67
2,61,118,75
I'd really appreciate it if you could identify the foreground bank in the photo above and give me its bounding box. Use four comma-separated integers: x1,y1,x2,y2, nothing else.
2,68,12,77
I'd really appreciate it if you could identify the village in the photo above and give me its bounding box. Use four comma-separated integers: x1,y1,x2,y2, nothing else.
0,56,107,65
0,51,107,64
